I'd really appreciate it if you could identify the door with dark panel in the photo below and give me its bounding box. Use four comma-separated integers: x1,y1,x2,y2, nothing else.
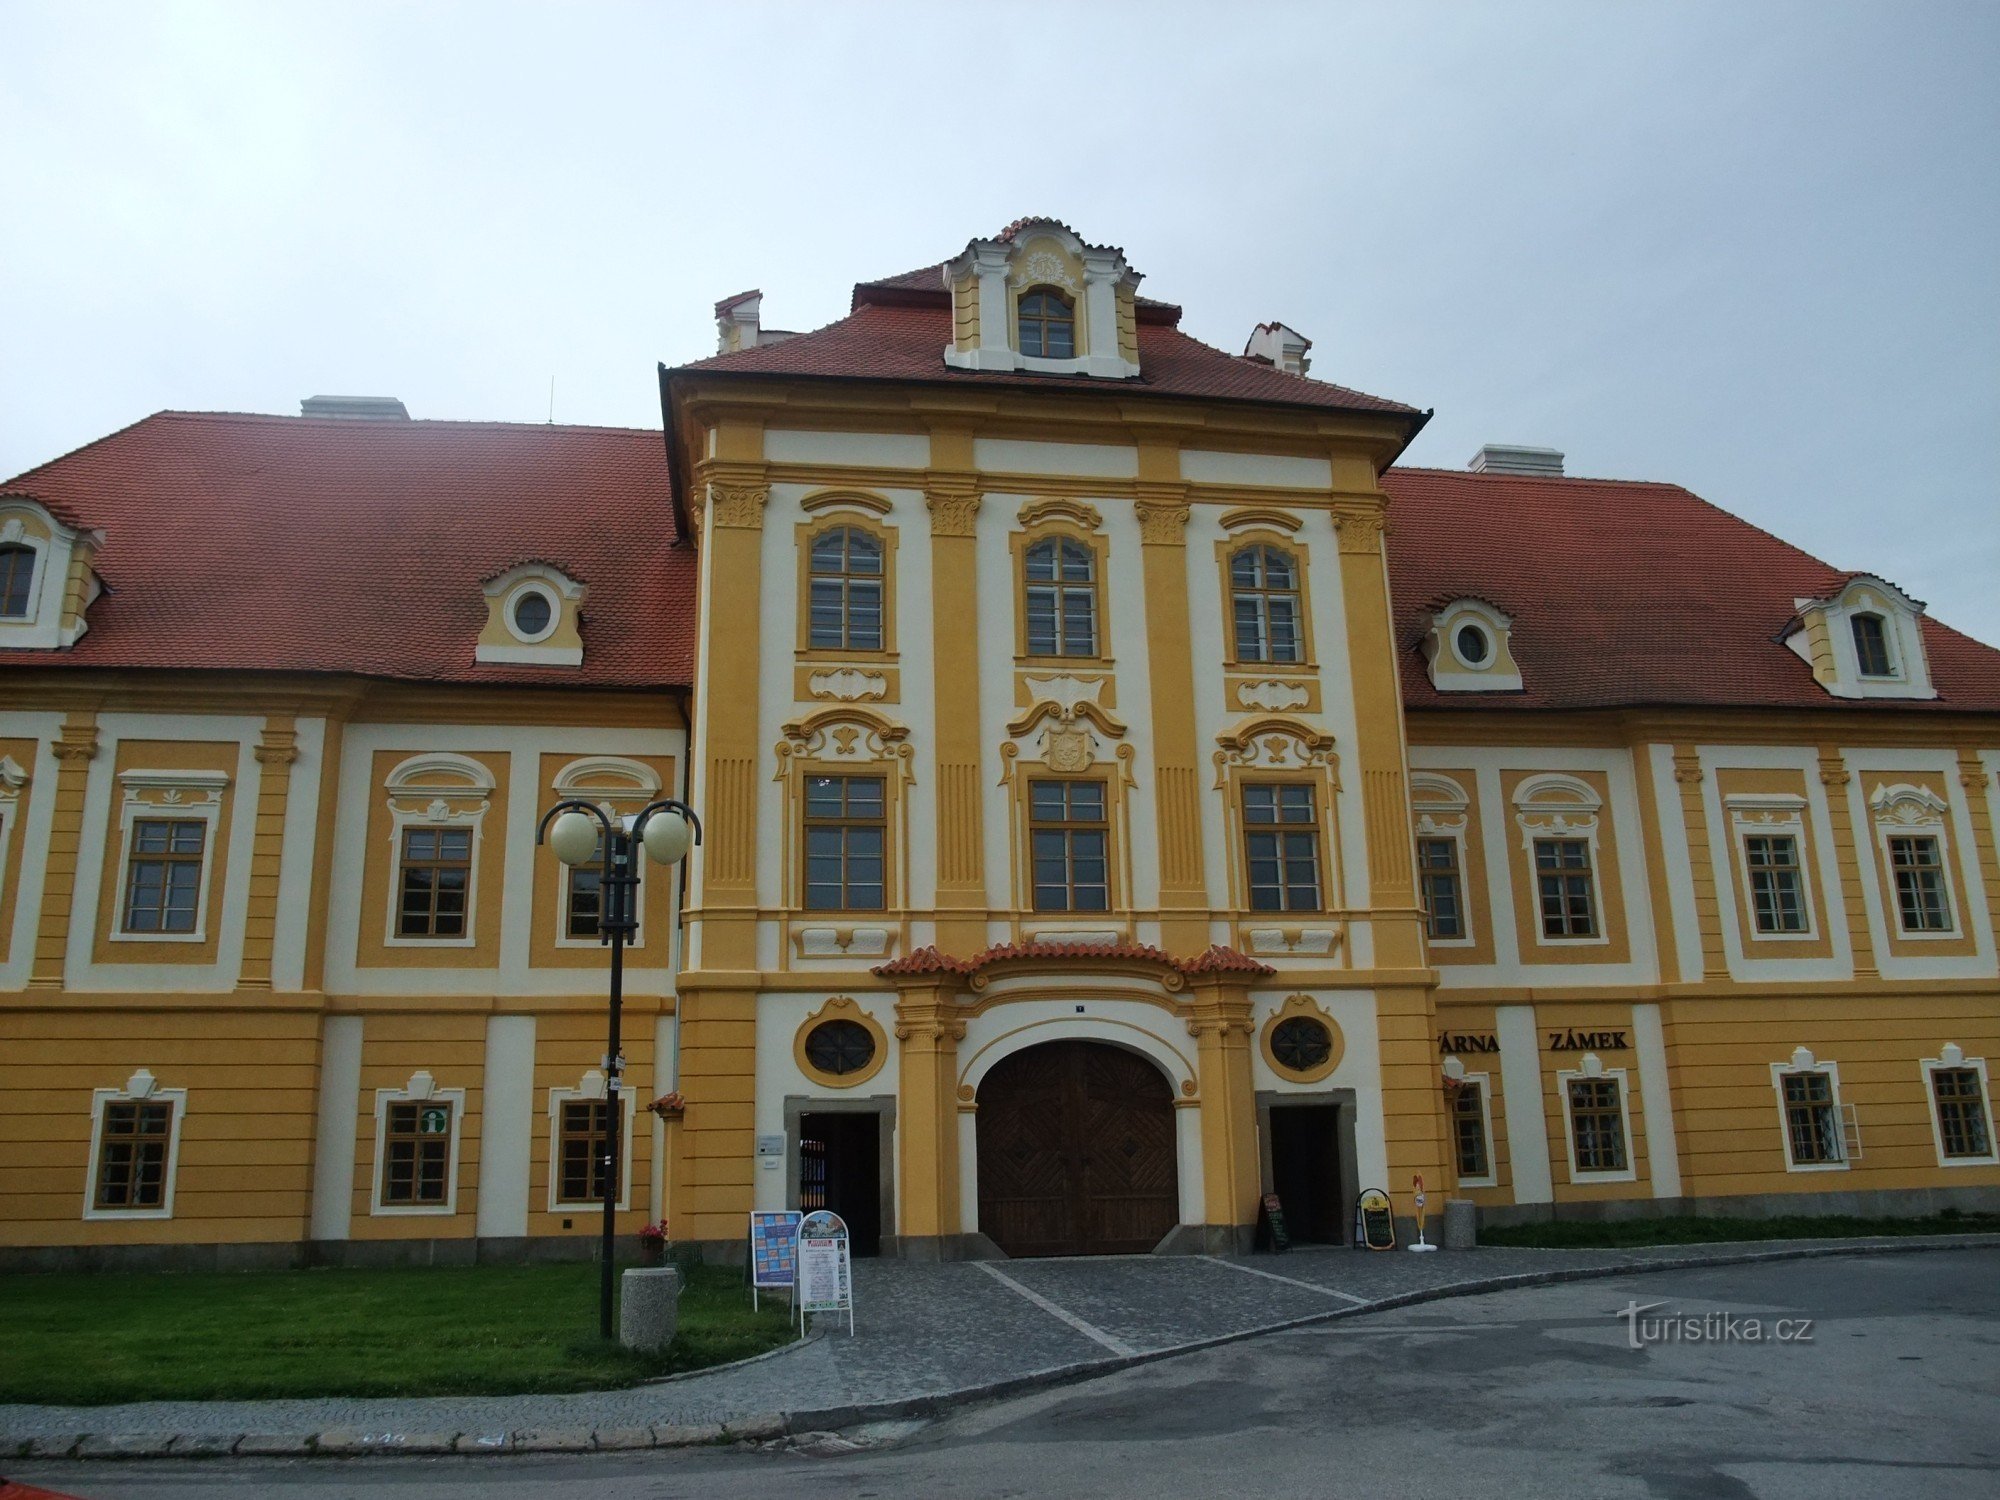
977,1040,1178,1257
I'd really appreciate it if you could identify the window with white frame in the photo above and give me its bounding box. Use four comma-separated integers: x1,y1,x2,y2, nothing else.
1869,783,1957,936
371,1071,465,1213
547,1071,635,1210
1513,774,1608,947
549,757,663,948
382,753,493,947
1411,774,1474,947
1726,794,1816,940
1770,1048,1848,1170
86,1069,187,1219
112,769,229,942
1559,1054,1633,1181
1783,575,1935,700
1446,1065,1496,1186
1922,1046,1996,1165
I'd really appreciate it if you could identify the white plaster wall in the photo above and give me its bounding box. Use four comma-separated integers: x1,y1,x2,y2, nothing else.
973,438,1138,479
1246,987,1390,1193
1179,451,1334,490
751,990,902,1213
765,429,930,469
310,1013,364,1239
0,711,63,990
475,1013,536,1237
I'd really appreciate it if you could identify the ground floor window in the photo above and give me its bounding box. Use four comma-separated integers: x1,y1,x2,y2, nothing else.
382,1100,453,1206
1779,1070,1845,1167
1565,1075,1628,1175
86,1069,186,1219
1925,1052,1995,1163
1452,1077,1492,1182
557,1100,611,1204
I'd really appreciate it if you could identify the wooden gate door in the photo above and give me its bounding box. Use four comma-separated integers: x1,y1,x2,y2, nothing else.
977,1040,1178,1257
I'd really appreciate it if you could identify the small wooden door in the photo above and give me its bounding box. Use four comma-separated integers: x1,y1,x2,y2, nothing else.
977,1040,1178,1257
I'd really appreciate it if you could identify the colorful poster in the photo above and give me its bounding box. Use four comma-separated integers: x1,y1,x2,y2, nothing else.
749,1210,802,1289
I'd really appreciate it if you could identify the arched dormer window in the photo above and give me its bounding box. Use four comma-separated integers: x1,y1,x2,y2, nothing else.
0,545,32,618
1229,544,1303,664
1023,537,1098,657
808,525,884,651
1851,612,1893,678
1018,287,1076,360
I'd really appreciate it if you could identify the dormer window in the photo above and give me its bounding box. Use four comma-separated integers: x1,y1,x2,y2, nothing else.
477,562,584,666
1785,575,1934,700
1018,288,1075,359
0,544,32,617
1851,613,1893,677
1420,598,1522,693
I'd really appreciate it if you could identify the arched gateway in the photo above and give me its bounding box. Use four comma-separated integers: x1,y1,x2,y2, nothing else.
976,1040,1179,1257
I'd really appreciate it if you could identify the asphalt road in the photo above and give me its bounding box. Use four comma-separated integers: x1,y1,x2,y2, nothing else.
15,1248,1998,1500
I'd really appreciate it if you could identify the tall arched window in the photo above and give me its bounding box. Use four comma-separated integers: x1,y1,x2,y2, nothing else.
1018,288,1076,359
1851,612,1893,677
807,526,884,651
1230,544,1302,663
1023,537,1097,657
0,544,33,618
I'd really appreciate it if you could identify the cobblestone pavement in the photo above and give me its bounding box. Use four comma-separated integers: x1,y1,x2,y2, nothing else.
5,1235,1995,1459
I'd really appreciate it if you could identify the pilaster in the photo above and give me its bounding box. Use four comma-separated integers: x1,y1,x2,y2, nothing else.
29,709,98,989
925,437,988,952
1817,747,1879,979
1955,751,2000,951
239,715,299,990
892,980,966,1253
670,980,759,1245
1187,978,1259,1242
1671,749,1730,981
1134,443,1208,948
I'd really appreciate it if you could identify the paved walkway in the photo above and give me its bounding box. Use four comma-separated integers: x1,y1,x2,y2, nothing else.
6,1235,1997,1458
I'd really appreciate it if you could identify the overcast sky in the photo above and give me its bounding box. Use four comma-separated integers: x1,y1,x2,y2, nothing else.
4,1,1996,645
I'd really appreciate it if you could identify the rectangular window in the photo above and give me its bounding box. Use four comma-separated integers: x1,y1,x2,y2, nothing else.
122,819,206,934
1453,1080,1490,1179
1534,838,1597,938
1030,779,1110,912
381,1100,453,1206
1931,1068,1992,1159
1744,834,1807,934
1781,1071,1844,1166
398,826,472,938
1566,1076,1628,1173
565,835,605,939
1852,613,1894,677
93,1100,175,1210
1243,784,1322,912
1888,835,1951,932
557,1100,611,1204
803,775,886,911
1418,837,1464,939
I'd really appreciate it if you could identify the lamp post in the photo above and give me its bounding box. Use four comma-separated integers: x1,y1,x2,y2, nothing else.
538,796,701,1340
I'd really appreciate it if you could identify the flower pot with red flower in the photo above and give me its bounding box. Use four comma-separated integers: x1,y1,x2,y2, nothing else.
638,1220,670,1266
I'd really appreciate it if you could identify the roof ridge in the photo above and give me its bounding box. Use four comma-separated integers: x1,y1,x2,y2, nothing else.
149,410,664,437
1162,323,1423,414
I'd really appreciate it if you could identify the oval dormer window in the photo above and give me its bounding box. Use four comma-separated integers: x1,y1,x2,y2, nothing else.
511,589,554,640
1018,287,1076,359
0,544,33,618
1454,623,1490,666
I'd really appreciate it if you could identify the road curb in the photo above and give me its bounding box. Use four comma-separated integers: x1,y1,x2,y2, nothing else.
8,1234,1996,1461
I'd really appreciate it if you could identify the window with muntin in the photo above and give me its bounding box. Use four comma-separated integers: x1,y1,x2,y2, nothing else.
122,818,206,935
398,826,472,938
1453,1080,1490,1179
1931,1068,1991,1160
1566,1076,1628,1173
1534,837,1596,938
1744,834,1807,933
93,1099,175,1210
1243,784,1323,912
0,544,32,618
1888,835,1951,932
381,1100,453,1206
804,774,886,911
1230,544,1304,664
808,526,885,652
1779,1070,1844,1166
1419,836,1464,939
1023,537,1098,658
1851,612,1894,677
1018,287,1076,358
1029,778,1110,912
557,1099,612,1204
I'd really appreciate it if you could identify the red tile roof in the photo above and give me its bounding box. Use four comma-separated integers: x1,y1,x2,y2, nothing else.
873,941,1274,980
676,295,1419,417
1,411,694,688
1382,467,2000,713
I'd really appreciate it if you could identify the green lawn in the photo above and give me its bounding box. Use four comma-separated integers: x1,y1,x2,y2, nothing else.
0,1261,797,1406
1478,1210,2000,1250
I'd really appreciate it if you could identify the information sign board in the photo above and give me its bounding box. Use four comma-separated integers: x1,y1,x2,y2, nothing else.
1354,1187,1397,1250
797,1209,854,1335
748,1210,802,1310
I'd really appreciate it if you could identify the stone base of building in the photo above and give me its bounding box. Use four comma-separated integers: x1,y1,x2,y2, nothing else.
0,1234,632,1275
1479,1183,2000,1229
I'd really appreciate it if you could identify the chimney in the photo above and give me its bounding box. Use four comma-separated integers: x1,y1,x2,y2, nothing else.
715,290,762,355
300,395,410,420
1468,445,1564,477
1242,321,1312,376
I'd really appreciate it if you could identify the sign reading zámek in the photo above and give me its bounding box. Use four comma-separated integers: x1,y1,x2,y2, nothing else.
1546,1028,1629,1052
749,1210,802,1289
1355,1188,1396,1251
1437,1032,1499,1056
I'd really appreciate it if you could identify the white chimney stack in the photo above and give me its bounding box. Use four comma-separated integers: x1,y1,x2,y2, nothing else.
1243,321,1312,376
1468,445,1565,477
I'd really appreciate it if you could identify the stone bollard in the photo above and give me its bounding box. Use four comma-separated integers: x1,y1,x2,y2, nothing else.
619,1266,682,1352
1442,1198,1478,1250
